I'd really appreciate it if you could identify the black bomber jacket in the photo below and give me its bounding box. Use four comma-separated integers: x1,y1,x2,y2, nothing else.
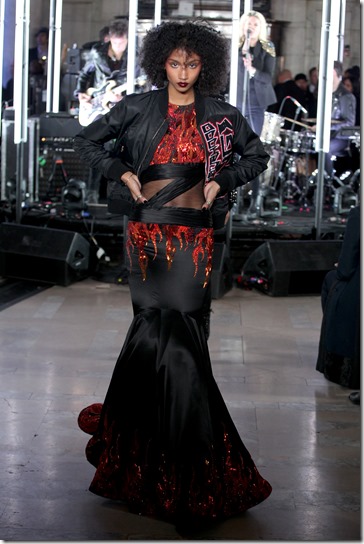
73,87,269,219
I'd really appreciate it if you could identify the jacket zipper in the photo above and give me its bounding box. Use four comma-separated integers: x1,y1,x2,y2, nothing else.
136,118,168,178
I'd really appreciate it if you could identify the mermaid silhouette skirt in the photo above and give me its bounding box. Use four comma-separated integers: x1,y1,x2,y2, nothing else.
78,202,271,524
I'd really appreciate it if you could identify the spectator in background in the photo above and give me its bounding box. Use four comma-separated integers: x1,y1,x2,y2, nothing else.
342,74,360,126
268,68,307,130
29,27,49,75
294,72,317,118
28,27,49,114
308,66,318,99
316,205,360,398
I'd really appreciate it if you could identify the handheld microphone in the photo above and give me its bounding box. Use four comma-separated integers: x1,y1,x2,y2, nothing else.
286,96,308,115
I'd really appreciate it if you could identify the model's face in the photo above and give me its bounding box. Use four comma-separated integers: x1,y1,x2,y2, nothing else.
165,49,202,97
244,16,261,41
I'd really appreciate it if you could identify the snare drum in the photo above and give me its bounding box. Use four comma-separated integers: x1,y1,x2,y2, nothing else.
260,112,284,145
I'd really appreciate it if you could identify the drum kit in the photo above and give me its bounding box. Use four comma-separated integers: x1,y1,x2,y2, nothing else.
259,112,360,213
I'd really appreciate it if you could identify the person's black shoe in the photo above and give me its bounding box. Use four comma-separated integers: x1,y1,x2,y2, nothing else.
349,391,360,405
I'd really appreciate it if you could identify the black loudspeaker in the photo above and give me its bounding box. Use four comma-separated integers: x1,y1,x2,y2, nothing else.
39,112,81,138
38,113,88,198
0,223,90,286
241,240,342,296
211,242,233,299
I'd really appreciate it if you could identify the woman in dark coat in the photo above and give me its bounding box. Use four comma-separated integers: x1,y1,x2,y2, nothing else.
316,205,360,389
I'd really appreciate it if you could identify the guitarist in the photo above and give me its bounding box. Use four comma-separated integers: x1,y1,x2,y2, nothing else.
74,19,142,203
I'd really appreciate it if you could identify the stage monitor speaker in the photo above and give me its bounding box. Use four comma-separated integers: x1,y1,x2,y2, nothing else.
241,240,342,296
0,223,90,286
211,242,233,299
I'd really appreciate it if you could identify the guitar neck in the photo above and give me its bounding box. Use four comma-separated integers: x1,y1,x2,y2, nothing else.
90,81,127,105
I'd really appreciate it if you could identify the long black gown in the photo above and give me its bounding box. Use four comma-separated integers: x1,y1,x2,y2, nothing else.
78,105,272,527
316,206,360,389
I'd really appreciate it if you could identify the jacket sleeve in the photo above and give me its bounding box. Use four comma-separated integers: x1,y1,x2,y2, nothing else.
331,92,356,134
73,97,135,181
74,61,96,97
214,111,270,193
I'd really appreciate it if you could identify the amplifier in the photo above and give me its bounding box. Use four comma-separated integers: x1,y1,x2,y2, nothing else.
37,113,88,199
38,145,89,199
39,112,82,138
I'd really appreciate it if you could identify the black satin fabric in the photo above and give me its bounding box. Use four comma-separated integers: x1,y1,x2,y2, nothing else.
79,169,272,525
140,162,205,184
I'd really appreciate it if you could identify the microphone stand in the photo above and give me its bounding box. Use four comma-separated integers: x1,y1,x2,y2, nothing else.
241,32,250,117
233,32,250,221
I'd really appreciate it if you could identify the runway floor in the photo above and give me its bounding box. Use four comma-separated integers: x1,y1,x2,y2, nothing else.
0,276,360,540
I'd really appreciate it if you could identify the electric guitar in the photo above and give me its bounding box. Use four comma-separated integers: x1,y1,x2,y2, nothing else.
78,79,128,127
78,75,148,127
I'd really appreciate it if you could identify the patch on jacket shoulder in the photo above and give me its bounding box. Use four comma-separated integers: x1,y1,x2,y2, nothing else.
261,40,276,57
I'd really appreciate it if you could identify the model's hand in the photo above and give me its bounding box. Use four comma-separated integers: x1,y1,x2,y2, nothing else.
202,180,221,209
121,172,148,203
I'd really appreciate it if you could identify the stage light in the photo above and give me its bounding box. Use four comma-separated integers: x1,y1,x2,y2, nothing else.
62,179,87,211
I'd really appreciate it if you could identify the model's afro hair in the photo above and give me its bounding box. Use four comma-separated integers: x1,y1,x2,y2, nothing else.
140,20,230,96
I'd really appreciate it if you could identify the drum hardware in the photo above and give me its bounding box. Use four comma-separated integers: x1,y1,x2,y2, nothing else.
279,154,306,203
282,117,313,130
333,186,358,215
336,126,361,152
302,169,335,208
260,112,285,145
255,185,282,218
349,169,360,195
335,126,360,138
232,113,285,221
301,165,360,214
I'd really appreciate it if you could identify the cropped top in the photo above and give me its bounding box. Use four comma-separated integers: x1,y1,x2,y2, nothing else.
150,103,205,165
